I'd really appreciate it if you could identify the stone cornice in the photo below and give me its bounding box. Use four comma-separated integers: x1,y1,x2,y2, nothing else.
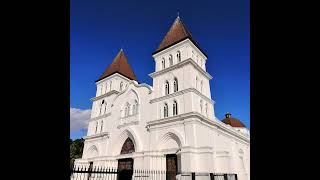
147,112,249,143
89,113,111,122
152,39,207,60
95,72,131,85
149,58,212,80
77,146,216,162
82,152,146,161
91,90,119,101
152,39,189,57
83,132,109,140
150,88,215,104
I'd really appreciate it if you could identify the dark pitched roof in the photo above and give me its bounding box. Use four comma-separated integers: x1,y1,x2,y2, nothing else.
221,113,246,128
96,49,137,82
153,16,207,57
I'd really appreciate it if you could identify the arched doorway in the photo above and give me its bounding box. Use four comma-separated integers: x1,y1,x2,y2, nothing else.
118,138,135,180
157,131,184,180
166,154,178,180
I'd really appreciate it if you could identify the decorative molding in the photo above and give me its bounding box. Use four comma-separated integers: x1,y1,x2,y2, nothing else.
117,120,139,129
147,112,250,143
150,88,215,104
118,80,153,96
111,81,153,104
149,58,212,80
83,132,110,140
89,112,111,122
78,146,217,162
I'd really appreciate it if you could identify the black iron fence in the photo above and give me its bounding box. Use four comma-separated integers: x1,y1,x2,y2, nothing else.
70,166,237,180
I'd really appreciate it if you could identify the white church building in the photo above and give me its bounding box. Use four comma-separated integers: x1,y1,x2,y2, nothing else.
74,16,250,180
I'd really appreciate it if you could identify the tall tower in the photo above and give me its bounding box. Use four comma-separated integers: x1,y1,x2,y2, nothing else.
149,16,215,121
147,16,217,173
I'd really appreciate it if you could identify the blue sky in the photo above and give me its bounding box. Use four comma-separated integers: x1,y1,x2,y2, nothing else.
70,0,250,139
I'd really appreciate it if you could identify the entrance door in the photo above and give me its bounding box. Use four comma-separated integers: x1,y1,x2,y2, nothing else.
118,158,134,180
166,154,178,180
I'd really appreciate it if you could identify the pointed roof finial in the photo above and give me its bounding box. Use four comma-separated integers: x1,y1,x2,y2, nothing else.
120,42,123,51
177,11,180,18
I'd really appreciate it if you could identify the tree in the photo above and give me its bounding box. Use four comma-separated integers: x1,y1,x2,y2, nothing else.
70,138,84,167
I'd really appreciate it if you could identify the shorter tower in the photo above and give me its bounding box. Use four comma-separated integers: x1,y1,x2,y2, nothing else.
87,49,137,136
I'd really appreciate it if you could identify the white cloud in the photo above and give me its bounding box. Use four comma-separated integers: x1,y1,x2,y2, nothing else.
70,108,91,132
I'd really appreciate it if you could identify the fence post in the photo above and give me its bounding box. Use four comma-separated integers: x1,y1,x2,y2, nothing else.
224,174,228,180
209,173,214,180
192,172,195,180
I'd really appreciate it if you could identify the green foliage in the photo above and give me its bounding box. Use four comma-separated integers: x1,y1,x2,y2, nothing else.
70,138,84,167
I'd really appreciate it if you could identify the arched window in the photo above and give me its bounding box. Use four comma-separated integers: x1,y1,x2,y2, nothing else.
99,100,105,115
110,81,112,91
128,104,131,116
100,85,103,95
100,120,103,132
169,54,173,66
134,100,138,114
200,59,203,68
105,82,108,93
95,121,98,134
205,103,208,117
165,81,170,95
125,102,130,117
120,82,123,91
162,58,165,69
125,106,128,117
164,103,168,118
173,100,178,116
132,104,136,115
201,81,203,93
200,100,203,114
196,76,198,89
177,51,181,62
103,101,107,114
174,77,178,92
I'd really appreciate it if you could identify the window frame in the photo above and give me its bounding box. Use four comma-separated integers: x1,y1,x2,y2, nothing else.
164,103,168,118
174,77,178,92
173,100,178,116
165,81,170,95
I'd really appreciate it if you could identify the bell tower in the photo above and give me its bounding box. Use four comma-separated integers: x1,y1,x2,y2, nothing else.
87,49,137,136
149,16,215,121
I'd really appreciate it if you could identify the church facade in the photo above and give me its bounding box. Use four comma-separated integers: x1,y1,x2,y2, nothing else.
74,16,250,180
